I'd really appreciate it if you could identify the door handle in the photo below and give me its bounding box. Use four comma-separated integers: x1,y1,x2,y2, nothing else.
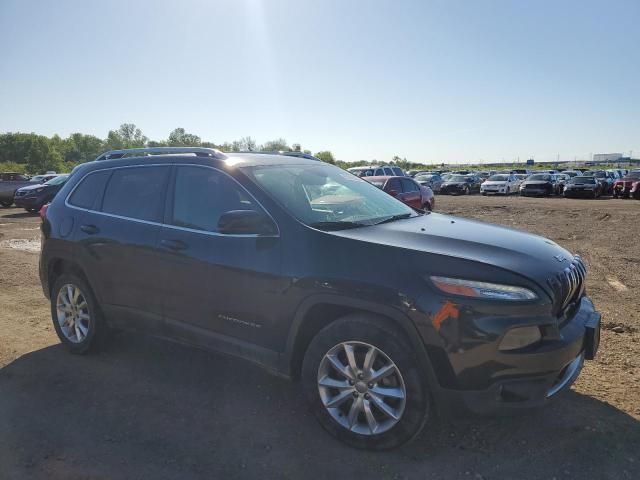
160,239,187,251
80,224,99,235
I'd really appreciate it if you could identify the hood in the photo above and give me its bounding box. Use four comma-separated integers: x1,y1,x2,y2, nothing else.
482,181,508,186
329,213,573,296
16,184,49,193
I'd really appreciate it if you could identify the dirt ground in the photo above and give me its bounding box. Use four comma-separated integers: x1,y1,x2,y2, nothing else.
0,196,638,480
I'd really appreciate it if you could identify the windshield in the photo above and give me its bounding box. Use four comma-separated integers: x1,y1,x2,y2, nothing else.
447,175,468,182
243,163,416,229
571,176,595,184
528,174,550,181
593,172,606,178
488,175,509,181
29,175,45,183
44,175,69,186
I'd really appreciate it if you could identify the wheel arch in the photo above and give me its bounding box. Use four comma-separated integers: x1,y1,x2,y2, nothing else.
283,295,439,391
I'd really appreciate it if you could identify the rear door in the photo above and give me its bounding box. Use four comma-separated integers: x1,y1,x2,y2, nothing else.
73,165,171,331
156,164,284,349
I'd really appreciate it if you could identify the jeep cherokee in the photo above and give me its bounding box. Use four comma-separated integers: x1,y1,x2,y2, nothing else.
40,147,601,449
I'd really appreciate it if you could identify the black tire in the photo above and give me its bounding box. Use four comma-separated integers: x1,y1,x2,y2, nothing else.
302,314,430,450
0,200,12,207
50,272,109,354
464,186,470,195
423,202,432,212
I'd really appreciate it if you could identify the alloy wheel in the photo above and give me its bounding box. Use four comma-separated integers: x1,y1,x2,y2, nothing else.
317,341,406,436
56,284,91,343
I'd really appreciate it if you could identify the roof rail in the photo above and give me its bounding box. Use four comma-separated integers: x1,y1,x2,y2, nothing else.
94,147,226,161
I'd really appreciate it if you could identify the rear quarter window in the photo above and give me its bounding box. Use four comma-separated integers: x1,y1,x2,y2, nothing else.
68,170,112,209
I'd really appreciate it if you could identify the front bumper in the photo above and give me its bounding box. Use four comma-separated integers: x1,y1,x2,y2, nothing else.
564,189,596,198
432,296,600,416
14,195,41,208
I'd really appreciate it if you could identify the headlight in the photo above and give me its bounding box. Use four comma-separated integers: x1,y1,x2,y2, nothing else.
430,276,538,301
35,187,45,193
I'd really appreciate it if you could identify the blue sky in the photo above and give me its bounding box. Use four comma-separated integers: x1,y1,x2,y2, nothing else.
1,0,638,164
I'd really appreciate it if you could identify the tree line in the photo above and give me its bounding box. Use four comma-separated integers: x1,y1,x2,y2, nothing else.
0,124,340,174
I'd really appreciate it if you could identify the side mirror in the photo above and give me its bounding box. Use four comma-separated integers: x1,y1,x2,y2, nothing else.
217,210,277,235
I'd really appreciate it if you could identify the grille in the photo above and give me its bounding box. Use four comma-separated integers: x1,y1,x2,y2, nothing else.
547,256,587,315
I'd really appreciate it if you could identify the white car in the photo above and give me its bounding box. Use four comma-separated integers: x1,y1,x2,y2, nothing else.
480,174,520,195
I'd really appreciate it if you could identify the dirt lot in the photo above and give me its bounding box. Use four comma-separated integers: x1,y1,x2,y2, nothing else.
0,196,638,480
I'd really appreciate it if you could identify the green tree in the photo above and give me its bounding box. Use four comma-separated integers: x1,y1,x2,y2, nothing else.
168,128,201,146
105,123,148,150
261,138,290,152
315,150,335,164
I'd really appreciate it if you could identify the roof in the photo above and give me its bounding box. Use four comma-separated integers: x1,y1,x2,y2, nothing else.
75,148,324,176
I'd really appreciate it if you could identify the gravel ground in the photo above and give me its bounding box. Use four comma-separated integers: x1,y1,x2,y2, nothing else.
0,195,638,480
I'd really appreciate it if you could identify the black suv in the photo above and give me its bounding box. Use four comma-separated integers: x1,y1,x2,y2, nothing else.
40,147,601,449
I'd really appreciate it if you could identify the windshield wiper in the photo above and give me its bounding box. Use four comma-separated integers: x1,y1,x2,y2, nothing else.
372,213,414,225
309,221,368,231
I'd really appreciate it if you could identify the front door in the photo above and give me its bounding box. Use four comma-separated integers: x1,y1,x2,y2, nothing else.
157,165,284,350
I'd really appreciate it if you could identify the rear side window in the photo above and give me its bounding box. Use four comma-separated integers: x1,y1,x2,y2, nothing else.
401,178,418,192
101,166,169,222
68,170,111,209
171,166,259,233
383,167,394,175
392,167,403,176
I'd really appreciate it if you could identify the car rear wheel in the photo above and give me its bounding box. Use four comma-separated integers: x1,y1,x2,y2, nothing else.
51,273,109,354
0,200,13,207
302,314,430,449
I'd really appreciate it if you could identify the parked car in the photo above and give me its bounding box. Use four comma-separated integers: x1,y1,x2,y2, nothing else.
480,174,520,195
561,170,580,178
414,173,443,193
612,170,640,199
563,176,602,199
440,175,482,195
0,172,32,207
519,174,559,197
14,174,70,213
585,170,614,195
30,174,59,184
40,147,601,450
364,176,435,210
348,165,405,177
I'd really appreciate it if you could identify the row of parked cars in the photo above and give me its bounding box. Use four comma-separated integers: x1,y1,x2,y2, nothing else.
0,172,70,212
354,166,639,200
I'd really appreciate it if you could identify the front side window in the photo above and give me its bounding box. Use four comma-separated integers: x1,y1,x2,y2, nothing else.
171,166,259,233
401,178,418,192
102,166,170,222
244,163,416,230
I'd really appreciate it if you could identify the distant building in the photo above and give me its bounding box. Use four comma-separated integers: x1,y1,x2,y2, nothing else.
593,153,623,163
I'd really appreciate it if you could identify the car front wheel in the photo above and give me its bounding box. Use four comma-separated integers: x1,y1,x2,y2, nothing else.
302,314,430,449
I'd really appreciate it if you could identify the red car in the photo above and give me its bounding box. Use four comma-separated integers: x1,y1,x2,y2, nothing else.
613,171,640,199
364,175,435,210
